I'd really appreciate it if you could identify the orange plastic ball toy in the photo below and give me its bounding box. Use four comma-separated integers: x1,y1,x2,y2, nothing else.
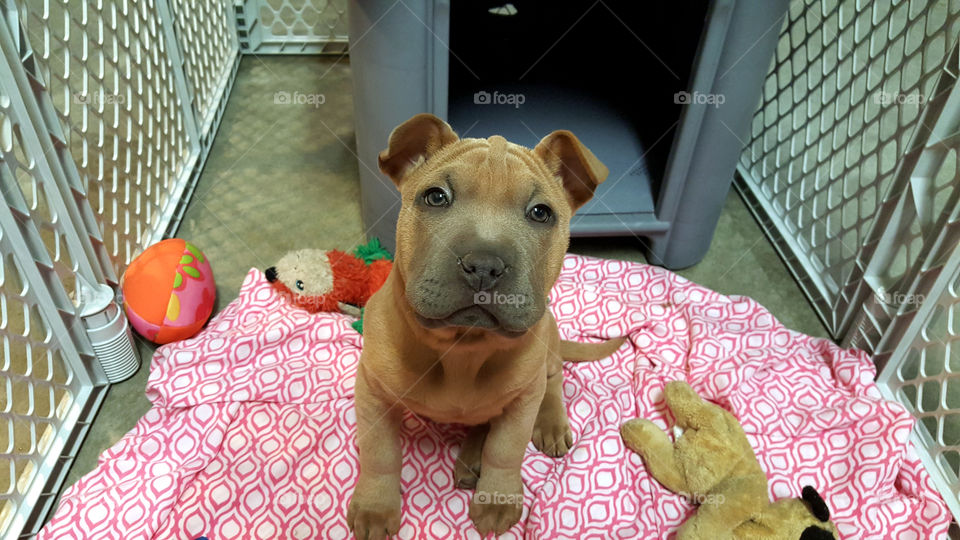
122,239,216,344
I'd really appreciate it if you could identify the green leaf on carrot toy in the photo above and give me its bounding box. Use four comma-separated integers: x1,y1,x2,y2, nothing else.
351,308,365,334
353,238,393,264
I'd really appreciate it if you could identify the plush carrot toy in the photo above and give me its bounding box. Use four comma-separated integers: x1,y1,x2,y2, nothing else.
265,239,392,332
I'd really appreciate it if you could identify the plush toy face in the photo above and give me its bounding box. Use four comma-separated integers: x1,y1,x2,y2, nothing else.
734,487,837,539
796,486,837,539
267,249,334,296
265,249,335,311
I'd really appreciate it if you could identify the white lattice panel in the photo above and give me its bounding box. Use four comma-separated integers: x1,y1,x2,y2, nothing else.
237,0,348,54
0,114,80,304
0,0,241,536
0,251,77,538
169,0,239,139
845,127,960,354
737,0,960,336
740,0,960,521
18,0,195,272
878,225,960,519
0,79,97,540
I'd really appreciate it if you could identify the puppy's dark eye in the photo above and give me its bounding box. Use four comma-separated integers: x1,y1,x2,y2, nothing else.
295,280,305,291
423,187,450,207
527,204,553,223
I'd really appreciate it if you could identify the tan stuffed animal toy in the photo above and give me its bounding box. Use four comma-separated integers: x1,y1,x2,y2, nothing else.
620,381,838,540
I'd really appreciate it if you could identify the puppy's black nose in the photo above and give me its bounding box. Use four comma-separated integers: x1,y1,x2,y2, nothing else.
265,266,278,282
459,252,505,291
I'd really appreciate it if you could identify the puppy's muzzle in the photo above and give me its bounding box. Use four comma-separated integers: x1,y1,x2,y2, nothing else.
458,252,505,291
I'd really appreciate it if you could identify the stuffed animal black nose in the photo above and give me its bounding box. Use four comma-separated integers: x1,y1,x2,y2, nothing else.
799,525,835,540
801,485,830,522
265,266,278,282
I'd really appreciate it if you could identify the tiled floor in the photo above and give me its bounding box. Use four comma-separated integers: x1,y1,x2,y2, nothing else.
56,55,828,501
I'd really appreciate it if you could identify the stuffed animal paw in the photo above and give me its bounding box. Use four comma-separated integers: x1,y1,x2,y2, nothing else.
621,380,837,540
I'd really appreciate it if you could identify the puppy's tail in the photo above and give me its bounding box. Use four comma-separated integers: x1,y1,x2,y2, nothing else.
561,336,627,363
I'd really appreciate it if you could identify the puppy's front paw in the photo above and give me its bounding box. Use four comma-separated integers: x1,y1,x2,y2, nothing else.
347,481,401,540
454,452,482,489
469,486,523,536
532,415,573,458
454,426,487,489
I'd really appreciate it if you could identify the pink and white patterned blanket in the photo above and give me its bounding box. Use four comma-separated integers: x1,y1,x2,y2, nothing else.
40,255,950,539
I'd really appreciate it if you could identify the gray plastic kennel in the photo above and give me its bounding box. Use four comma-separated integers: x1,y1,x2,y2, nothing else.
349,0,789,269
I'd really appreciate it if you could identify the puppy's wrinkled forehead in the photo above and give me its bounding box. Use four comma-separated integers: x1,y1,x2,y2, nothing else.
482,135,509,170
378,113,609,212
424,136,559,201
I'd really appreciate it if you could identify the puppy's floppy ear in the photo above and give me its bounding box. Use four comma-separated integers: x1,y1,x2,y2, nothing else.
534,130,609,211
378,113,459,186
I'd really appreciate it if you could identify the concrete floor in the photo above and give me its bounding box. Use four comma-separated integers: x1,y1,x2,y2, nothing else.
55,55,827,502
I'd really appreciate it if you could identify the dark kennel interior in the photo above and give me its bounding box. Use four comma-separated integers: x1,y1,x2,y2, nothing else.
447,0,711,222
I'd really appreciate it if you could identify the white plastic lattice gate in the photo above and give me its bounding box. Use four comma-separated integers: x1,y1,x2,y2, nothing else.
737,0,960,521
0,0,245,536
0,0,352,534
235,0,349,54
